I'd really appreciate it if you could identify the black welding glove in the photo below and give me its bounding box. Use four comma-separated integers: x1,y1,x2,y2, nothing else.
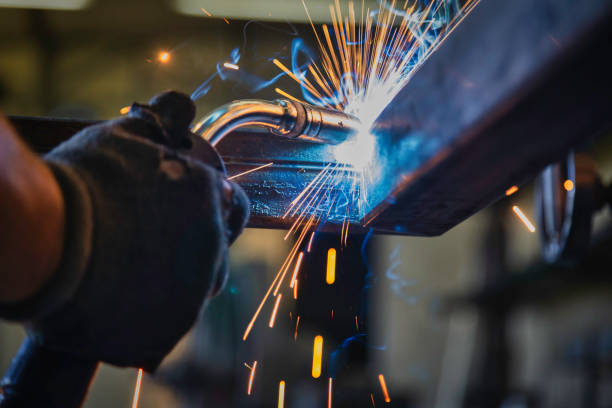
0,91,249,372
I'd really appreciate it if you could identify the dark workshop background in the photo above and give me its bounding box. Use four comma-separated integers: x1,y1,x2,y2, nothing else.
2,1,612,407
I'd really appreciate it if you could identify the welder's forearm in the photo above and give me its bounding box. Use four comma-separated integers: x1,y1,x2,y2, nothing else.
0,116,65,304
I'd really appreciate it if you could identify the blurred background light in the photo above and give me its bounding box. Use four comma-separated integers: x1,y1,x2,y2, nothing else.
174,0,380,23
0,0,91,10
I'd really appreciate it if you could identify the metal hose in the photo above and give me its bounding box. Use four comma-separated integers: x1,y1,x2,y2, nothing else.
192,99,359,146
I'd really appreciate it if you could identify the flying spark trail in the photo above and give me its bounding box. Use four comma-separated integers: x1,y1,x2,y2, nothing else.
371,393,376,407
269,294,283,328
328,377,333,408
236,0,482,393
294,315,301,341
312,335,324,378
247,361,258,395
290,252,304,288
378,374,391,403
307,231,315,252
278,381,286,408
120,106,130,115
239,0,483,342
275,87,305,103
227,162,273,181
512,205,536,233
131,369,144,408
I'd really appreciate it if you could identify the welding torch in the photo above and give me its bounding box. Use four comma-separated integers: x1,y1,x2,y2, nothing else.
2,98,358,408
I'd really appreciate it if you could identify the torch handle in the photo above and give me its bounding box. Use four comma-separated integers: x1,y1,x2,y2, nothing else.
0,337,99,408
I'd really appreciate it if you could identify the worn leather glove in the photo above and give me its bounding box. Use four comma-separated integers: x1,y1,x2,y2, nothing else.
0,91,248,371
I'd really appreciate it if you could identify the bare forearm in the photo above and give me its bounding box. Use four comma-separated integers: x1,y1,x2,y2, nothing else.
0,115,65,303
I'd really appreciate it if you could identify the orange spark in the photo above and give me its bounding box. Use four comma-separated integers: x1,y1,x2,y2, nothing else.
131,368,144,408
200,7,212,16
512,205,536,233
278,381,286,408
505,185,519,196
307,231,315,252
269,294,283,328
328,377,333,408
227,162,273,181
247,361,257,395
370,393,376,407
293,280,298,300
326,248,336,284
120,106,131,115
223,17,230,24
564,179,574,191
275,87,304,104
294,316,300,341
355,315,359,331
223,62,239,70
312,335,324,378
378,374,391,403
158,51,170,63
290,252,304,288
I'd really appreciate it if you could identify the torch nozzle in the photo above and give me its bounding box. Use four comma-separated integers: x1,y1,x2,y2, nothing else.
193,99,359,146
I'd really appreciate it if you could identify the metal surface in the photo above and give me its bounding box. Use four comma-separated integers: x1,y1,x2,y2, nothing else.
193,99,359,146
364,0,612,235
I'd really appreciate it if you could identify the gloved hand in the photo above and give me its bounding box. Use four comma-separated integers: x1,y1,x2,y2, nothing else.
0,91,249,372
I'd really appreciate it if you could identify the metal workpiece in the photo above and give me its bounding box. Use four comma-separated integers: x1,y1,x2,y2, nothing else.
9,0,612,236
193,99,359,146
361,0,612,235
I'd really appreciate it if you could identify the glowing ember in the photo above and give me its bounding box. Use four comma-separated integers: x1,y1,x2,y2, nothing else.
512,205,536,233
131,368,144,408
505,185,519,196
326,248,336,284
120,106,131,115
378,374,391,403
158,51,170,64
328,377,333,408
564,179,574,191
293,279,298,299
223,62,239,70
312,335,324,378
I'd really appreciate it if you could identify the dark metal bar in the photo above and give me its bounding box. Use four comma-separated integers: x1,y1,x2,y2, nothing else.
365,0,612,235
